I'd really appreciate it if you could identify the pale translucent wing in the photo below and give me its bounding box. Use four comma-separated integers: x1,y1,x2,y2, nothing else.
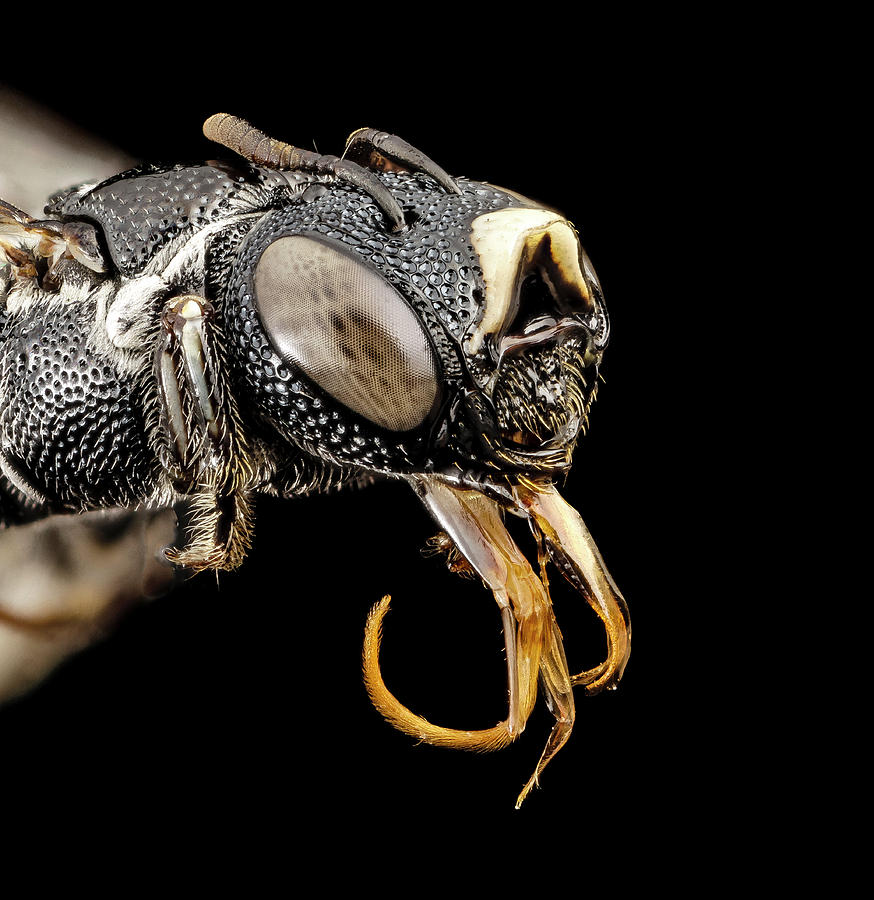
0,510,178,702
0,85,132,213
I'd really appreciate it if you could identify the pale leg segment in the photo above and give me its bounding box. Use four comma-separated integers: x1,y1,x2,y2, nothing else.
155,295,255,572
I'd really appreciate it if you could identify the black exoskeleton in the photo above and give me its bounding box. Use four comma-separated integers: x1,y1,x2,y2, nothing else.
0,117,626,807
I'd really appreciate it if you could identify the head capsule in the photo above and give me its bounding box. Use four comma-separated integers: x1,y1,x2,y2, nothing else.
222,165,608,481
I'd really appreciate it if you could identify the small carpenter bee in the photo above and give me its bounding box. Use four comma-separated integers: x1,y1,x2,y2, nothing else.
0,115,630,806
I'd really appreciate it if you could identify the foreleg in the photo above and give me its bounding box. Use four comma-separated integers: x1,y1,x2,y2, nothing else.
154,295,255,572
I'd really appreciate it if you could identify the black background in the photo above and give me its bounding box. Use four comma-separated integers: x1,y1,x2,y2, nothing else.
0,39,738,857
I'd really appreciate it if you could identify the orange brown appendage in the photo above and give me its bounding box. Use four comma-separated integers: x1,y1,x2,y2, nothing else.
362,595,517,753
516,481,631,695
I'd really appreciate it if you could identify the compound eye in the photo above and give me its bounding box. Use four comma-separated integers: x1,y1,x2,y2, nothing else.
253,235,439,431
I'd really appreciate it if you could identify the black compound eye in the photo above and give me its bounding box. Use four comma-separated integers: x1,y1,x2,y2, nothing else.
253,235,439,431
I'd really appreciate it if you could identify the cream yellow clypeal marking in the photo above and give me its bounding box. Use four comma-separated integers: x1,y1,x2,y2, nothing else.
466,208,591,355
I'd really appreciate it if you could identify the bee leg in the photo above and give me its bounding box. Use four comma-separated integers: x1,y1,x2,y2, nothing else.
154,295,255,573
167,490,254,573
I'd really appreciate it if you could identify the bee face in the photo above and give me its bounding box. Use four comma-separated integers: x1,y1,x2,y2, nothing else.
1,116,628,807
226,171,608,480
